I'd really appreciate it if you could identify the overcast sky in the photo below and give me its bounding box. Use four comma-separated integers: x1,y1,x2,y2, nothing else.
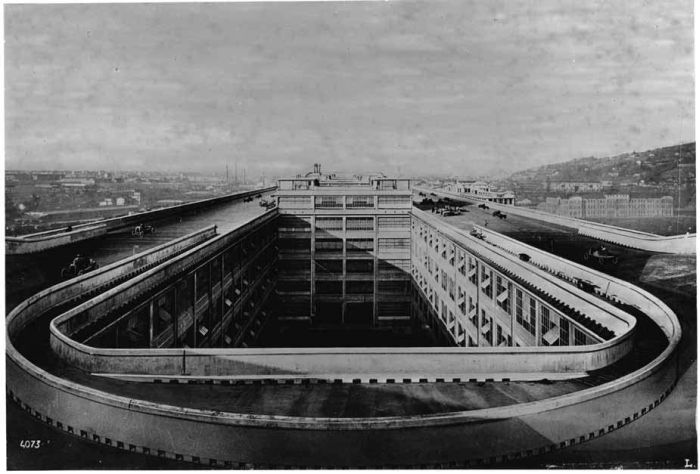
4,1,694,178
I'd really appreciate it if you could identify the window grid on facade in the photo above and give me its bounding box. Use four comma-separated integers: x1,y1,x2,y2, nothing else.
279,196,311,208
378,196,407,206
315,217,343,231
377,216,410,229
346,195,374,208
378,238,410,251
346,238,374,252
315,196,343,208
346,217,374,231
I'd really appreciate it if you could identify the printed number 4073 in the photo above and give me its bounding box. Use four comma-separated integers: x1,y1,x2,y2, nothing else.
20,440,41,449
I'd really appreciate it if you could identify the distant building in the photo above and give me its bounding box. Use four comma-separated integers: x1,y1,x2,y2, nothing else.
538,194,673,218
116,197,126,206
546,181,609,193
445,181,515,205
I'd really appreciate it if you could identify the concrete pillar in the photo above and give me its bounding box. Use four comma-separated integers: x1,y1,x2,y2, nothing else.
534,298,540,347
172,285,179,347
509,283,515,346
220,253,225,346
148,300,154,348
310,216,315,320
475,261,480,347
192,271,198,348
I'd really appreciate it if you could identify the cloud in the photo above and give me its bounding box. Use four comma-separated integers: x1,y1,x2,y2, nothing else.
4,1,694,177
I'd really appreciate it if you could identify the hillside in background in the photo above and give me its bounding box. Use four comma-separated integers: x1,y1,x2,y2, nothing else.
510,142,695,186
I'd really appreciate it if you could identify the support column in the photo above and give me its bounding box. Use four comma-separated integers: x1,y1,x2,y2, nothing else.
148,300,154,348
172,284,179,347
509,283,515,346
192,271,198,348
220,253,225,346
534,298,540,347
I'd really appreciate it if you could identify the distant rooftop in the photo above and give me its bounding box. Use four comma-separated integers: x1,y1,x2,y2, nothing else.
278,164,411,191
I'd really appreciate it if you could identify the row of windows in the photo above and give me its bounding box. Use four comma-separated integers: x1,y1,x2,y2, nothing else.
277,280,409,295
309,195,411,209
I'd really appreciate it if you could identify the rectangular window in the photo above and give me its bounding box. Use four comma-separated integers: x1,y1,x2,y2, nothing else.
315,196,343,208
378,302,410,317
280,259,310,272
346,280,374,294
277,280,310,293
346,238,374,253
378,238,410,250
315,217,343,231
378,196,408,206
377,280,409,294
279,196,311,208
315,281,342,295
346,217,374,231
279,238,311,251
346,195,374,208
278,216,311,232
315,260,342,274
377,216,410,229
378,259,411,275
315,238,343,252
346,259,374,273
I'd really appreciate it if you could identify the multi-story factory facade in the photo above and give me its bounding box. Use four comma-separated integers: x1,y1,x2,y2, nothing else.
411,213,604,348
276,164,413,327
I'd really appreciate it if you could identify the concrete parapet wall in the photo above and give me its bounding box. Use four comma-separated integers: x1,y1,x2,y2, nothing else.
7,334,679,467
5,224,108,254
49,335,635,378
5,187,275,255
420,187,696,255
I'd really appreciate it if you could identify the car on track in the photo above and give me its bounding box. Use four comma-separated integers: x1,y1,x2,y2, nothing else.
583,246,619,265
132,224,156,237
61,255,99,279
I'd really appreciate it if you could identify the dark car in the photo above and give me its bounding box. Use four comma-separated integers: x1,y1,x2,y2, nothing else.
61,255,99,279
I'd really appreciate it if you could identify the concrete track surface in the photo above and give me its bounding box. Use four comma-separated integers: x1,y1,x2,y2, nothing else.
6,195,696,468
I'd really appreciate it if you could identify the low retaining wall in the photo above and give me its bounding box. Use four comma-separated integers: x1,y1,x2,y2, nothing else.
5,187,275,255
7,335,679,467
5,224,108,254
419,187,696,254
49,335,635,379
